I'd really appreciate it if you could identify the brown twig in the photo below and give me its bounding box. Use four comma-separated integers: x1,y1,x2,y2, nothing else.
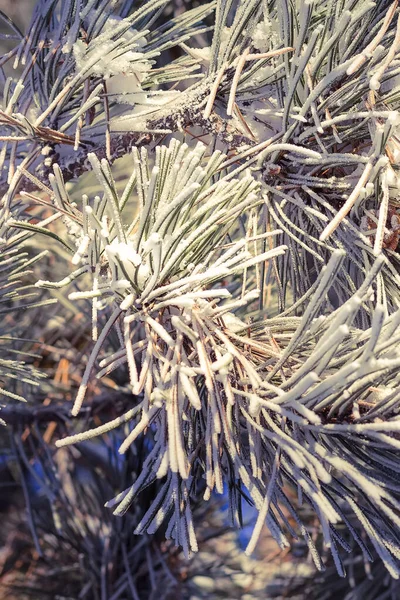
0,84,254,198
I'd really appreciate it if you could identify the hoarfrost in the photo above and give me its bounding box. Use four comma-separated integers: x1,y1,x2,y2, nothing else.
252,19,278,53
72,17,151,83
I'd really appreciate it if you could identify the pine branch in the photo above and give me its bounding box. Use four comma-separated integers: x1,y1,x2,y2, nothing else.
0,81,254,198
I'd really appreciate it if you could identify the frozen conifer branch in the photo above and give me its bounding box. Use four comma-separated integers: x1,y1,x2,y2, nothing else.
2,0,400,584
14,145,400,572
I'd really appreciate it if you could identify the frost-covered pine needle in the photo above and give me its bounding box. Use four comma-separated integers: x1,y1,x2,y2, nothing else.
2,0,400,579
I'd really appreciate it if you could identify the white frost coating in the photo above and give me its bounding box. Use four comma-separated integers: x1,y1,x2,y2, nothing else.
179,372,201,410
155,297,195,309
72,17,151,82
110,279,130,290
73,40,150,80
211,353,233,372
109,91,182,128
105,239,142,282
115,241,142,266
252,19,278,53
71,234,90,265
100,16,147,46
145,316,175,347
222,312,248,333
107,74,148,102
109,116,148,132
181,44,211,65
136,263,151,288
142,232,161,253
120,293,135,311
